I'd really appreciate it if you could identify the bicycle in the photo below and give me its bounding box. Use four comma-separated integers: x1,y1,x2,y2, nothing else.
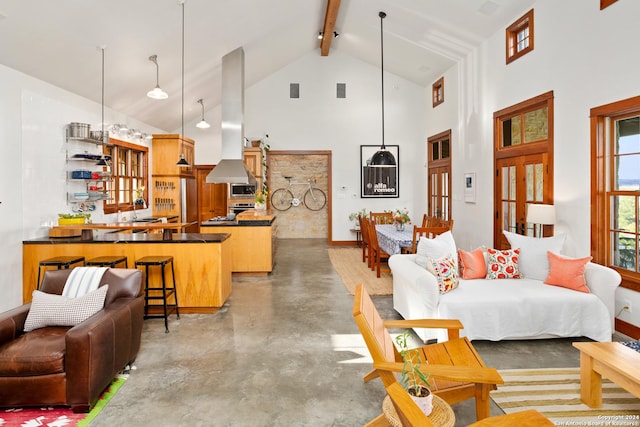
270,176,327,211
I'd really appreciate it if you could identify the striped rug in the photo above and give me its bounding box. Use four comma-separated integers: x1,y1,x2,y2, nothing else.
491,368,640,425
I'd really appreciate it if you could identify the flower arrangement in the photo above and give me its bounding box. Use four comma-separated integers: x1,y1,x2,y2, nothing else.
348,208,368,222
393,208,411,225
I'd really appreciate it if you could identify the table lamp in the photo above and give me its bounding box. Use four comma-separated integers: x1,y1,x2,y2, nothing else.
526,204,556,237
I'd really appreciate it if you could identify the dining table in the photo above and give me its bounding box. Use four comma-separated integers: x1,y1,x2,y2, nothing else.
375,224,414,255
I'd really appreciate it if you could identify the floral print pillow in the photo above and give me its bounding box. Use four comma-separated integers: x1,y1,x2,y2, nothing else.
486,248,521,279
427,254,459,294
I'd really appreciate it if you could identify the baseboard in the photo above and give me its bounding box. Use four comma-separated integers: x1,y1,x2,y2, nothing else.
615,317,640,339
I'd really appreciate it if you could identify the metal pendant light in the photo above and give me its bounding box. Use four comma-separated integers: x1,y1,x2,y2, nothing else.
147,55,169,100
196,98,210,129
176,0,189,166
370,11,396,167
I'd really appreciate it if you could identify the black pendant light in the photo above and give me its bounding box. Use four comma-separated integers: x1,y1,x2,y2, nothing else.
176,0,189,167
370,11,396,168
96,46,110,166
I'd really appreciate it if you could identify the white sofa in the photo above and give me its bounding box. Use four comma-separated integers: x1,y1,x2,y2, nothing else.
388,233,621,343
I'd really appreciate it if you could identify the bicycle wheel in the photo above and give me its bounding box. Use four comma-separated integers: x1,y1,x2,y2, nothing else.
303,187,327,211
270,188,294,211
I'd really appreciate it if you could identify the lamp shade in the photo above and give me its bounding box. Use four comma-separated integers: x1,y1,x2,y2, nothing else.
370,149,396,167
526,204,556,225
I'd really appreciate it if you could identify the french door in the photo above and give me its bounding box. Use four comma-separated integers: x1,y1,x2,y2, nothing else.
493,91,554,248
495,153,550,248
427,130,452,221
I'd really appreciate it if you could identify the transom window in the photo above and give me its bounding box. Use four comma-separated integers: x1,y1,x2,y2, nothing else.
103,138,148,215
432,77,444,108
506,9,534,64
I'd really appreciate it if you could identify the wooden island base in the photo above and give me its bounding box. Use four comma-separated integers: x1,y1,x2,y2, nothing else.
23,233,232,311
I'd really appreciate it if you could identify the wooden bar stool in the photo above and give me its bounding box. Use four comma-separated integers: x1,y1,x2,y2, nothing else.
37,256,85,289
86,255,128,268
134,255,180,333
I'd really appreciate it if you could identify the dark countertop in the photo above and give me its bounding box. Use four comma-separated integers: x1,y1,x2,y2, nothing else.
200,219,274,227
24,233,230,244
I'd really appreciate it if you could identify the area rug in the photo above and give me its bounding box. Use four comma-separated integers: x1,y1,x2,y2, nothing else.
327,248,392,295
0,374,126,427
492,368,640,425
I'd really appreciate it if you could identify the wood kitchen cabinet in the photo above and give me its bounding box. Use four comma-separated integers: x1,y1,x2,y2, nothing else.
243,147,262,179
196,166,228,221
152,134,195,177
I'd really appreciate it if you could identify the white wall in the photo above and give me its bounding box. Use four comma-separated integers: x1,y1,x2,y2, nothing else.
244,50,427,241
0,63,163,312
432,0,640,330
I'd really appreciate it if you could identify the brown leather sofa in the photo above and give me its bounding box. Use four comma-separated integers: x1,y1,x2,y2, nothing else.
0,268,144,412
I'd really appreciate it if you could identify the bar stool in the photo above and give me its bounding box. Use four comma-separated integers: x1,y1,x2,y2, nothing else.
37,256,85,289
134,255,180,333
86,255,128,268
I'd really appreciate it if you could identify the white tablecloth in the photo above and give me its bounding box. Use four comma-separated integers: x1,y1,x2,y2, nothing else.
376,224,414,255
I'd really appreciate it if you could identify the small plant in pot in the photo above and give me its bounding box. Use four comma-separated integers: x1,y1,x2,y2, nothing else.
395,330,434,416
348,208,368,229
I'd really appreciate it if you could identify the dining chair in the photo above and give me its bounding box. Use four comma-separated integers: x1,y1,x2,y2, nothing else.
401,226,451,254
370,211,394,224
352,284,503,421
358,215,372,267
367,219,391,277
421,214,438,228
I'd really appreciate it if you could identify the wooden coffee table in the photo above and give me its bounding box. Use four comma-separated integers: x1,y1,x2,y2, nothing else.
573,341,640,407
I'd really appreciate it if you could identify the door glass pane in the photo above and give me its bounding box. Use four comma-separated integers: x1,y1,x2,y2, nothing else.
535,163,543,201
431,143,439,161
525,164,533,201
523,106,548,143
612,231,636,271
509,166,516,199
502,167,509,199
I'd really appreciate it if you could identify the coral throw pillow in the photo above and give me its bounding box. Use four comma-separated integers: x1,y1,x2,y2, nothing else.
544,251,592,293
486,248,521,279
426,254,459,294
458,248,487,279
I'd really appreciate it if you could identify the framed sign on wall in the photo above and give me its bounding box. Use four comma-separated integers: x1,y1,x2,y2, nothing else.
360,145,399,198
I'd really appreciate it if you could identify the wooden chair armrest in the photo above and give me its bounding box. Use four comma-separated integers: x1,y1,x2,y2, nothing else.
373,361,504,385
383,319,463,330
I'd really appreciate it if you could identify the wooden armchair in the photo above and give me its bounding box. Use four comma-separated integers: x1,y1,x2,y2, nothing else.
370,211,394,224
367,219,391,277
382,380,553,427
352,284,503,421
401,226,451,254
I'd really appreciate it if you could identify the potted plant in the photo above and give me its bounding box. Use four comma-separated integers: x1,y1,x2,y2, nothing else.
395,330,433,416
348,208,368,229
254,190,268,211
58,213,91,225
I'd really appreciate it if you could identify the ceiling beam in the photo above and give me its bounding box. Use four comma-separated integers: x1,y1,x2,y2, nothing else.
320,0,341,56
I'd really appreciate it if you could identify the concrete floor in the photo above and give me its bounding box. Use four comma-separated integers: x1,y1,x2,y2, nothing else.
91,239,614,426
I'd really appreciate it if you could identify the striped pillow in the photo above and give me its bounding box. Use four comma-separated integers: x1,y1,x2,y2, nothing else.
24,285,109,332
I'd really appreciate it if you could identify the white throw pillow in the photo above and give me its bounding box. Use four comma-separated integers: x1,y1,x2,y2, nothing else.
24,285,109,332
416,230,457,270
503,231,566,281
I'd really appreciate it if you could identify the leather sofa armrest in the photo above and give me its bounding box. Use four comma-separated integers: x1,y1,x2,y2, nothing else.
0,304,30,344
64,295,144,410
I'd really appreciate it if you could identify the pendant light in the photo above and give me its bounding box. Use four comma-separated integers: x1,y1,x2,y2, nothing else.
369,11,396,167
196,98,210,129
147,55,169,100
176,0,189,167
96,46,109,166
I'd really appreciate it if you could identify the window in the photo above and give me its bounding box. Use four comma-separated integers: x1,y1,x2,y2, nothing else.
506,9,534,64
427,130,452,221
591,95,640,292
432,77,444,107
103,138,148,215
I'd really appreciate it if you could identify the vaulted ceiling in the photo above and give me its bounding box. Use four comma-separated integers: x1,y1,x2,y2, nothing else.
0,0,534,131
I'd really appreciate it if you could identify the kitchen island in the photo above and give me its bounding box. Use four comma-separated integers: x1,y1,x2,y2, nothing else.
200,209,277,274
23,233,232,312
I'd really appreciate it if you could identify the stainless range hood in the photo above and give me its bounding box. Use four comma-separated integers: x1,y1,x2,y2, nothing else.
206,47,256,185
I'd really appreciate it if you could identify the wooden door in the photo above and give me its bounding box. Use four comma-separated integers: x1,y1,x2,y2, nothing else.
494,153,549,248
196,167,228,221
428,166,450,220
